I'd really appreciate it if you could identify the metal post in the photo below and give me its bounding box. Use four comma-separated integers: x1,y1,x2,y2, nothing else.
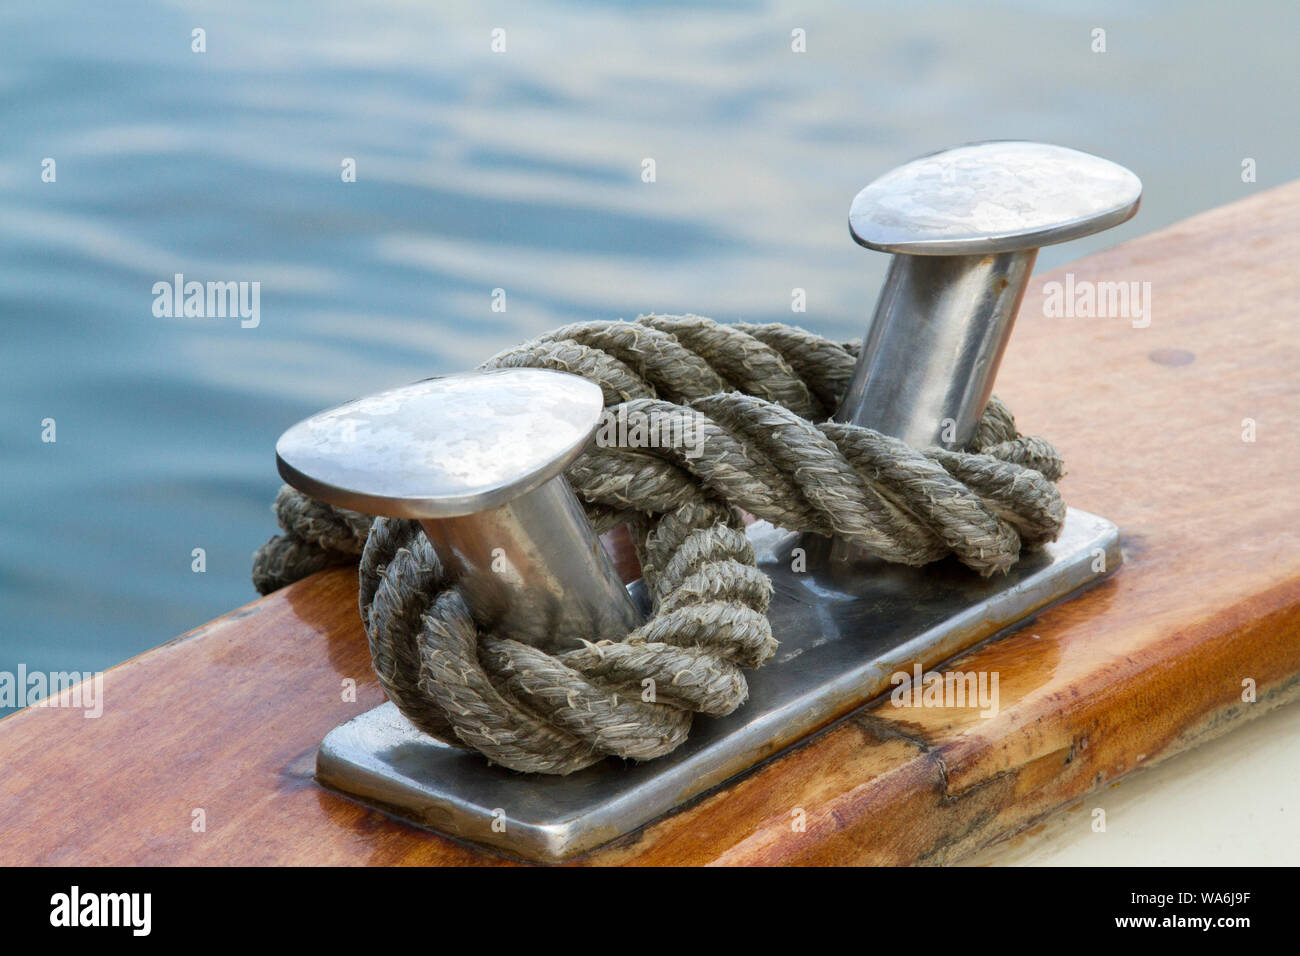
275,368,643,653
836,141,1142,447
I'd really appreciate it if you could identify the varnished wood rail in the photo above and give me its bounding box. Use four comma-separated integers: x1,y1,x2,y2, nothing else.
2,182,1299,865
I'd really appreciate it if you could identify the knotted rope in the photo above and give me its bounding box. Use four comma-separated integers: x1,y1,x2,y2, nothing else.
252,315,1066,774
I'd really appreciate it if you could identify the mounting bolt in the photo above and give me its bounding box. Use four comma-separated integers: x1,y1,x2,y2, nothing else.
835,140,1142,448
275,368,643,653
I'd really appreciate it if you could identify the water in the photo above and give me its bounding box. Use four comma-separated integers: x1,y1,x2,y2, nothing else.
3,0,1298,708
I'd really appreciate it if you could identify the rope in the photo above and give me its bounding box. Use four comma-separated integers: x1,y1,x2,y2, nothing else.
251,315,1066,774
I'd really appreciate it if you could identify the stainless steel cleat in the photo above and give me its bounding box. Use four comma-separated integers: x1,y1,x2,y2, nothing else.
282,142,1139,861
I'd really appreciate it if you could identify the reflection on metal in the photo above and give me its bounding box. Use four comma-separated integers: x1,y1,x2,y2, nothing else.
836,249,1036,449
275,369,642,651
317,508,1121,862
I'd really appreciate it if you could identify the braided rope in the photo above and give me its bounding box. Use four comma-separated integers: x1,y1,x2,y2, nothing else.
251,315,1066,774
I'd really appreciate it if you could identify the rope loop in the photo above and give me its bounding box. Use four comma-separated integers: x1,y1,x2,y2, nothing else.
252,315,1066,773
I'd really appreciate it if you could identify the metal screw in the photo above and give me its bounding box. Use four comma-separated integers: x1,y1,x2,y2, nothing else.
835,141,1142,448
275,368,643,653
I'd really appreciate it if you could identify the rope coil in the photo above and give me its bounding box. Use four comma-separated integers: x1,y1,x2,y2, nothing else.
252,315,1066,774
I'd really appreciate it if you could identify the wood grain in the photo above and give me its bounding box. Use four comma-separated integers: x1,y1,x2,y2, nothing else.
2,182,1299,866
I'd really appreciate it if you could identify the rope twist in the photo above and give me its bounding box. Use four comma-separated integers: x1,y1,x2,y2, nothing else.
252,315,1066,773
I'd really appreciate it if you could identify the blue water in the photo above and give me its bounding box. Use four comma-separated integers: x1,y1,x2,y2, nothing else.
3,0,1299,708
